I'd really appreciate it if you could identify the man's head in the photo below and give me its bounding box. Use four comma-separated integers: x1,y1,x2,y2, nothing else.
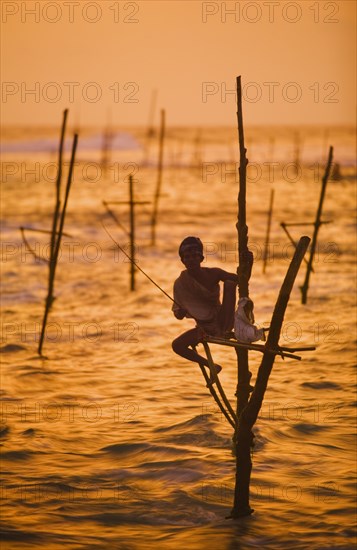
179,236,204,268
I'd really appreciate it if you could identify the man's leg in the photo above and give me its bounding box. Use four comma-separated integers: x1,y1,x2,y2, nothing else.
172,328,222,376
218,280,237,333
172,328,208,366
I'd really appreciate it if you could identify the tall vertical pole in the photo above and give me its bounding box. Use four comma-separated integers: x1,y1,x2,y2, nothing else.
48,109,68,295
235,76,253,418
129,175,135,291
151,109,166,246
231,75,254,518
301,146,333,304
38,133,78,356
101,108,112,175
262,188,275,274
231,237,310,518
293,130,300,178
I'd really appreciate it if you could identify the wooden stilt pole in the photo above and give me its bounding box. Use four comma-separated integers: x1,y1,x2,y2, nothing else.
103,184,150,292
49,109,68,292
199,364,236,428
191,128,203,172
129,175,135,291
268,135,275,161
301,146,333,304
281,222,312,271
143,89,158,165
232,76,254,514
293,130,301,177
151,109,165,246
262,188,274,274
235,76,253,419
230,236,310,518
202,342,238,424
38,133,78,356
101,109,112,174
191,344,236,428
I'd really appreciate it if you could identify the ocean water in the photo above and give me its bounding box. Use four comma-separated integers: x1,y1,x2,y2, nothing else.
1,125,356,549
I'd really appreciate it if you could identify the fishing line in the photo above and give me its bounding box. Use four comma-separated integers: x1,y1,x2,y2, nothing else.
101,222,182,308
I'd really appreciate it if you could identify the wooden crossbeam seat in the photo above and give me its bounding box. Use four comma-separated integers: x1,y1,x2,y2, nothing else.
203,333,316,361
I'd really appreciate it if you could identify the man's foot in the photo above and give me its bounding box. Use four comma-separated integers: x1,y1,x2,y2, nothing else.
206,364,222,387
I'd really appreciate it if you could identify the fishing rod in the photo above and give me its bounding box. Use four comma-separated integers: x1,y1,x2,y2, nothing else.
101,222,182,308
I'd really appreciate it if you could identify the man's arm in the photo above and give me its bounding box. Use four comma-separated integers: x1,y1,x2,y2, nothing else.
172,279,188,319
173,307,187,320
213,268,239,283
213,250,254,284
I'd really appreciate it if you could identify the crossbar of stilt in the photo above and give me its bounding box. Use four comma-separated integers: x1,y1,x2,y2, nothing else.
282,221,331,227
204,336,311,361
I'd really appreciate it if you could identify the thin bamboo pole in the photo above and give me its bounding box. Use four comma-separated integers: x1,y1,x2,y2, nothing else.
101,109,112,173
49,110,68,291
151,109,165,246
268,135,275,161
147,89,157,137
198,364,236,429
230,236,311,518
202,342,238,424
51,135,78,285
301,146,333,304
129,175,135,291
292,130,301,177
20,228,44,263
38,134,78,356
283,221,330,227
20,226,72,263
143,89,158,165
191,128,202,172
281,223,312,271
262,188,274,274
191,343,235,428
102,201,130,237
20,227,72,237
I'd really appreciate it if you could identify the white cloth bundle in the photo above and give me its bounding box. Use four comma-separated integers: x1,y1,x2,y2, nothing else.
234,297,265,343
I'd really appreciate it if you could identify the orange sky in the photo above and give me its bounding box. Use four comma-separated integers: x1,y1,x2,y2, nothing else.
1,0,356,127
